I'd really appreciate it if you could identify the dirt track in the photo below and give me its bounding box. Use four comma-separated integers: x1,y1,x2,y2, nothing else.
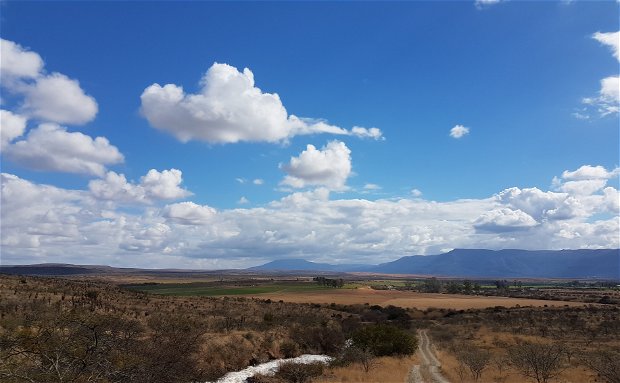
407,330,450,383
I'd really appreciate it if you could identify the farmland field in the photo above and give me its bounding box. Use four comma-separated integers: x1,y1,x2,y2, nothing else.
126,281,591,309
227,287,591,309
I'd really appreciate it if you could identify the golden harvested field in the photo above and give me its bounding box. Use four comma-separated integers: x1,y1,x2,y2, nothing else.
234,286,588,310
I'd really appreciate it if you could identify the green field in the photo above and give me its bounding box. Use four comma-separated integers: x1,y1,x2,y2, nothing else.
124,282,331,296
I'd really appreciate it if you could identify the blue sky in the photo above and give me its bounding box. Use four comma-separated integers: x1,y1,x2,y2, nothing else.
1,1,618,268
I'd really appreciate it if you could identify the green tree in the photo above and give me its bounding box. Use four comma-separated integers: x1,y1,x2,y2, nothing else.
352,324,417,357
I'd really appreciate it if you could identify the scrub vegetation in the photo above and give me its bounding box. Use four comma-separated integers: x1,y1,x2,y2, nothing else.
1,274,618,383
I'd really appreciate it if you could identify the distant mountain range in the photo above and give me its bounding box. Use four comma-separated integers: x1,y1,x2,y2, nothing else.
250,249,620,279
1,249,618,279
247,259,369,273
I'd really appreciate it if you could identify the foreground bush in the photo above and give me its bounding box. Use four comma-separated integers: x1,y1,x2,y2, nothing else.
0,310,205,383
276,361,325,383
351,324,417,357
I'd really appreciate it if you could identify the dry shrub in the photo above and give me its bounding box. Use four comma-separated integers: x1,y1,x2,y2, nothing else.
202,335,256,380
507,341,566,383
276,362,325,383
581,349,620,383
280,340,300,358
455,344,491,382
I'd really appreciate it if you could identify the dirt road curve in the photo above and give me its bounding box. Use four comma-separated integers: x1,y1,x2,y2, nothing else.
406,330,450,383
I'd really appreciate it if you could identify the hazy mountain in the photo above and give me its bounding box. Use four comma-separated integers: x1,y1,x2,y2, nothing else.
2,249,618,279
250,249,620,279
247,259,370,272
371,249,619,279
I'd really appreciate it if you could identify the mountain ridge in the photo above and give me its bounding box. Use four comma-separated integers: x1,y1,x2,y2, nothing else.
250,249,620,279
1,249,618,279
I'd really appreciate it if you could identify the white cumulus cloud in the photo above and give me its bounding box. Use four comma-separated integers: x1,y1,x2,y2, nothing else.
450,124,470,139
554,164,619,196
140,62,382,144
162,202,216,225
141,169,192,200
5,123,123,176
88,171,147,202
89,169,191,203
497,187,584,221
593,31,620,62
280,141,352,190
21,73,98,125
351,126,384,140
583,76,620,116
474,208,538,232
411,189,423,197
363,183,381,190
0,110,27,149
0,39,43,79
0,39,98,125
581,31,620,117
475,0,501,9
238,196,250,204
1,164,618,268
561,164,620,180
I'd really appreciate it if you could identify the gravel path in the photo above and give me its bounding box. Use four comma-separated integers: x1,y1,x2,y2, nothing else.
406,330,450,383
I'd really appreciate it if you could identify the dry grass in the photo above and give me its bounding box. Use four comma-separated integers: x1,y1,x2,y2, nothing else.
437,348,597,383
315,355,420,383
431,321,618,383
235,288,588,310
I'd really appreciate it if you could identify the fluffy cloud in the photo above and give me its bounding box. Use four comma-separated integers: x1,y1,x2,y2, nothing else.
89,169,191,203
21,73,98,125
5,123,124,176
1,165,618,268
88,171,146,202
140,62,382,144
475,0,501,9
142,169,192,199
494,165,620,225
600,76,620,103
450,124,469,139
1,173,86,251
351,126,384,140
0,110,27,149
497,187,584,221
558,179,609,196
238,196,250,204
162,202,216,225
474,208,538,232
0,39,98,125
581,32,620,117
363,183,381,190
0,39,43,79
561,164,620,180
553,164,620,198
593,31,620,62
280,141,352,190
583,76,620,116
